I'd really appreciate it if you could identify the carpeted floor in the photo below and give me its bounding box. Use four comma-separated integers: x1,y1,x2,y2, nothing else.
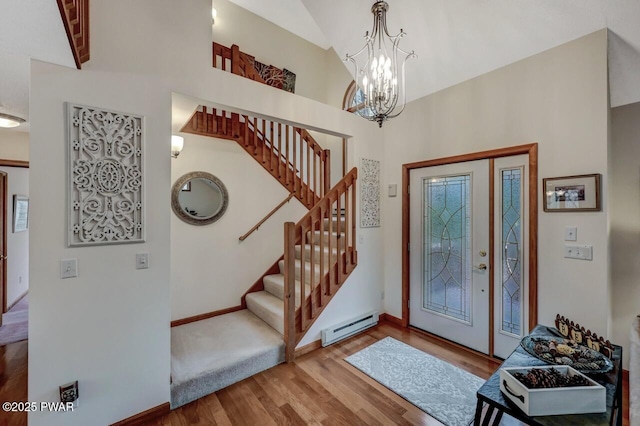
170,309,285,409
0,294,28,346
345,336,485,426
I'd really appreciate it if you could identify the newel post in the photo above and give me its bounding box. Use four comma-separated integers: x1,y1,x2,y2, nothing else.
283,222,296,362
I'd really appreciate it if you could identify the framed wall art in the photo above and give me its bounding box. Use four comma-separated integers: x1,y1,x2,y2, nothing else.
13,195,29,232
543,174,601,212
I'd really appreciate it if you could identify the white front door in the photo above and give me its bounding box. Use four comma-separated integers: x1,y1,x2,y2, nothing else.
409,160,490,354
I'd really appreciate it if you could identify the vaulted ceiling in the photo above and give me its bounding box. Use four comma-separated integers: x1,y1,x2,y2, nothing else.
230,0,640,108
2,0,640,134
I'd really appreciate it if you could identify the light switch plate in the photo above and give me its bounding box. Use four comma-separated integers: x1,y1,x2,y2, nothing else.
564,244,593,260
60,258,78,279
136,253,149,270
388,184,397,197
565,226,577,241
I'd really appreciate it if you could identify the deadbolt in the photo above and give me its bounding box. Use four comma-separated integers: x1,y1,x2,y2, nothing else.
479,250,487,257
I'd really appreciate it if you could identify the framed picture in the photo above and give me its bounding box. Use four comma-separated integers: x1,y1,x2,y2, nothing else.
543,174,601,212
13,195,29,232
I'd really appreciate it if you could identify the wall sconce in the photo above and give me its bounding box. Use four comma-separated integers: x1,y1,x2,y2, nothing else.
0,112,26,128
171,135,184,159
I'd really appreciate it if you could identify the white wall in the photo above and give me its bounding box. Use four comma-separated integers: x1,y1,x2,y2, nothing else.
0,165,29,307
611,101,640,369
382,31,611,340
29,64,173,426
0,129,29,161
171,133,308,320
29,1,383,424
212,0,352,107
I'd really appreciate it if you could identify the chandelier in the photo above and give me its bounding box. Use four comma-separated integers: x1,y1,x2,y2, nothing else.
345,1,416,127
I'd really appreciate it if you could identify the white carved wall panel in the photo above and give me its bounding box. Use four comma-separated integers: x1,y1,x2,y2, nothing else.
360,158,380,228
67,103,145,246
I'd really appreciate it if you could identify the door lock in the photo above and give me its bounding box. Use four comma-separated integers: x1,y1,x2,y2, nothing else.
479,250,487,257
473,263,487,270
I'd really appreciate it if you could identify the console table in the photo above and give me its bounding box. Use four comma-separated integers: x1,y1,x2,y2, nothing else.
474,325,623,426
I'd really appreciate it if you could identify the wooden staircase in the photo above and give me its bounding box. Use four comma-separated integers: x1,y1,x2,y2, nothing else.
283,168,358,361
240,170,358,362
180,52,358,361
181,106,330,209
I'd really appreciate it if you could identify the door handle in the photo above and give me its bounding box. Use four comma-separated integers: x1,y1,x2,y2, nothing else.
473,263,487,270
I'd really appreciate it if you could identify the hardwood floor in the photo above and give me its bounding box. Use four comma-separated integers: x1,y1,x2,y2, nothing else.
0,322,630,425
151,322,631,425
0,340,28,426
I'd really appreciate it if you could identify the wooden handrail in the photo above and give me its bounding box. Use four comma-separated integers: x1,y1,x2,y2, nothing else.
239,192,295,241
283,167,358,361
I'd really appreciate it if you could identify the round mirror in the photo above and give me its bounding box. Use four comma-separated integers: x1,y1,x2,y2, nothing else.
171,171,229,225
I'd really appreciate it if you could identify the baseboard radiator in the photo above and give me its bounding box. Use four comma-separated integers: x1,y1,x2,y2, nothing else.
321,311,379,347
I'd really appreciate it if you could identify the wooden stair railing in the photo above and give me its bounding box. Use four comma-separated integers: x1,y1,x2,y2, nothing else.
213,43,266,84
213,42,294,92
181,107,330,209
239,193,295,241
56,0,90,69
283,168,358,361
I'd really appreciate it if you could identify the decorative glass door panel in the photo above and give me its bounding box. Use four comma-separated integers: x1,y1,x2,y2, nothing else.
494,156,529,359
410,160,489,354
423,175,471,323
501,169,523,336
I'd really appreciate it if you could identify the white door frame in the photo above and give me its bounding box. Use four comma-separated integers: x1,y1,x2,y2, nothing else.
401,144,538,358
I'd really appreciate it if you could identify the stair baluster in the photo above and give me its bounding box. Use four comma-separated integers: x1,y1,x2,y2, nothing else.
283,167,358,362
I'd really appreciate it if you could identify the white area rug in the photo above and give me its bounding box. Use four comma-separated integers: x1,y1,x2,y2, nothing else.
345,337,484,426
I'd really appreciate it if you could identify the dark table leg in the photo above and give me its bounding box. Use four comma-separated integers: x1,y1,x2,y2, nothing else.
616,361,623,426
474,398,504,426
473,399,483,426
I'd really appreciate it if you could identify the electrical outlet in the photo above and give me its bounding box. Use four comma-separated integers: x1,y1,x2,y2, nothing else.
136,253,149,270
60,259,78,279
565,226,577,241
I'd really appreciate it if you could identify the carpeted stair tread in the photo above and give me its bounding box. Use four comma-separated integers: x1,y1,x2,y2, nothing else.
170,309,284,409
277,259,321,282
246,291,285,335
323,216,346,231
263,274,310,307
295,244,339,262
308,230,347,247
